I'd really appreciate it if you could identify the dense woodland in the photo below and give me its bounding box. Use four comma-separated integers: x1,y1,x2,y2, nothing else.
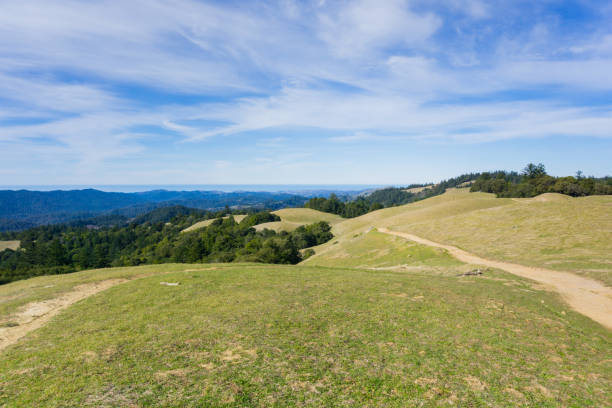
470,164,612,197
0,207,332,284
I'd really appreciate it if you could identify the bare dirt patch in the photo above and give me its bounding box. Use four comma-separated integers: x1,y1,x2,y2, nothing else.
0,279,127,352
378,228,612,330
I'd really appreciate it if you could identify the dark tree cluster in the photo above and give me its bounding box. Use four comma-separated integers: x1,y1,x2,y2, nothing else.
305,194,383,218
470,164,612,197
0,211,333,284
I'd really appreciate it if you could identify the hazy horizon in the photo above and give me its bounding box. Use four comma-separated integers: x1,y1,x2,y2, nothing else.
0,184,387,193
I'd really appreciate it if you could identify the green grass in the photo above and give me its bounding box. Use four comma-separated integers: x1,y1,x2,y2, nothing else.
0,241,20,251
1,263,610,407
304,230,463,271
0,264,197,320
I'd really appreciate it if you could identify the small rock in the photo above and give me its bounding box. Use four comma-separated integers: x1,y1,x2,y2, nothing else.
457,269,484,277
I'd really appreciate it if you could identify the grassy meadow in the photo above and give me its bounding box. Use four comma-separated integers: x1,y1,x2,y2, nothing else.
1,263,610,407
181,215,247,233
255,208,344,232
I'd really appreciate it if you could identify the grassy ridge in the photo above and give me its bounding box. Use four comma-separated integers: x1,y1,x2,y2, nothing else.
255,208,344,232
308,189,612,285
0,264,610,406
181,215,247,233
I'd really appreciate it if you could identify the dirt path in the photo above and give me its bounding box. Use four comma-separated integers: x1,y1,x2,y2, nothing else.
0,279,127,352
378,228,612,330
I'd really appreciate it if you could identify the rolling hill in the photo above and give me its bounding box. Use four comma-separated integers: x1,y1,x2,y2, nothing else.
0,188,610,406
1,261,610,406
304,188,612,286
181,215,247,233
254,208,344,232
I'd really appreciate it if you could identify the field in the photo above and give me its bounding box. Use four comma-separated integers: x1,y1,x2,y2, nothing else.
0,241,19,251
254,208,343,232
182,215,247,233
1,262,610,407
307,189,612,286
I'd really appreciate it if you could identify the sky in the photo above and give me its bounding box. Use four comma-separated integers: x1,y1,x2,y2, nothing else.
0,0,611,186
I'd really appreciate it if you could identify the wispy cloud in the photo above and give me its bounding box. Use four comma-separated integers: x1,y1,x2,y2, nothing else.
0,0,611,183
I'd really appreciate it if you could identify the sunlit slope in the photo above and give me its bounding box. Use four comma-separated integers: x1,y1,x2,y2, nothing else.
1,263,610,406
182,215,247,233
305,189,612,285
0,241,19,251
255,208,343,232
303,229,463,271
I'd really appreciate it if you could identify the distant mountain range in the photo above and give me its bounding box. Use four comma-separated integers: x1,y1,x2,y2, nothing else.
0,188,367,231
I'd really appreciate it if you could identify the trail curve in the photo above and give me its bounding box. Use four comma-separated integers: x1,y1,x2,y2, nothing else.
378,228,612,330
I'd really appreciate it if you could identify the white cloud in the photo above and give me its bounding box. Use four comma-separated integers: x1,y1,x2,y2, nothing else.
317,0,441,58
1,0,611,183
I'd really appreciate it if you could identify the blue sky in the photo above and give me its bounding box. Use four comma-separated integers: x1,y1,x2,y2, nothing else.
0,0,611,185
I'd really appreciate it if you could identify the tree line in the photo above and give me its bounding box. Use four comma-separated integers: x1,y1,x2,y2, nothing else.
0,209,333,284
470,163,612,197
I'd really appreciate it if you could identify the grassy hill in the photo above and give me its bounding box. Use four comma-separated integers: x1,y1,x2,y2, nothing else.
305,188,612,286
182,215,247,233
254,208,343,232
1,189,610,406
0,241,19,251
1,262,610,406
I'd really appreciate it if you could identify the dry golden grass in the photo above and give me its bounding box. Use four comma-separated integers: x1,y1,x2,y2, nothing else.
0,241,20,251
255,208,343,232
403,186,432,193
181,215,246,233
271,208,344,224
305,189,612,286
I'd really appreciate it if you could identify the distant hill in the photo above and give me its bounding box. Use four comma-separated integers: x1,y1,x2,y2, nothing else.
0,189,311,231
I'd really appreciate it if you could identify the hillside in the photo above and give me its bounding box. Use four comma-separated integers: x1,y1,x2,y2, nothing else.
304,188,612,286
182,215,247,233
254,208,343,232
0,189,610,406
1,261,610,406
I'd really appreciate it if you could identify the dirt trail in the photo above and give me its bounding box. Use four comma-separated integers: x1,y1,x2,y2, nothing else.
0,279,127,352
378,228,612,330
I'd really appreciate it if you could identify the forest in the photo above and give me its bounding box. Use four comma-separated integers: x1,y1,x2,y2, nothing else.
470,164,612,197
0,207,332,284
